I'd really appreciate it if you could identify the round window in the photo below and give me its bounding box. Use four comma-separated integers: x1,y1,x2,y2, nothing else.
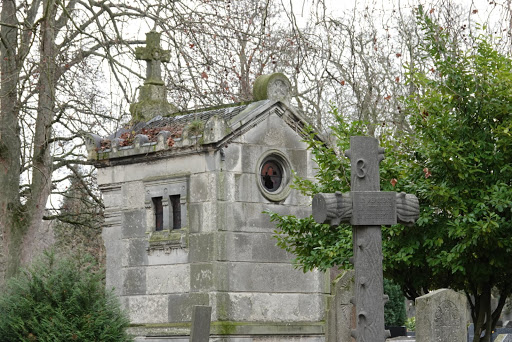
256,150,291,202
261,160,283,192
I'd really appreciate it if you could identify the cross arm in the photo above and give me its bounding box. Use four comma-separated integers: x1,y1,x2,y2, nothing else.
312,191,352,226
135,46,171,62
312,192,420,226
395,192,420,226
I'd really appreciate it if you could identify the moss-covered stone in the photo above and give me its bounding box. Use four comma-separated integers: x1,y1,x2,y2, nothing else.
253,73,291,102
131,31,177,121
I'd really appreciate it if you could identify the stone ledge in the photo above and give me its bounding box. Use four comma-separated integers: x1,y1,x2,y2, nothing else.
127,321,325,337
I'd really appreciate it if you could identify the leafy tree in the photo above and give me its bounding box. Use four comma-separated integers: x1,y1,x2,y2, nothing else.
269,8,512,342
0,251,132,342
387,8,512,341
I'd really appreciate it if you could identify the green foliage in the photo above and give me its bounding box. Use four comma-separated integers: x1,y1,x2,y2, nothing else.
384,278,407,327
268,7,512,339
0,251,133,342
385,10,512,339
405,317,415,332
385,8,512,297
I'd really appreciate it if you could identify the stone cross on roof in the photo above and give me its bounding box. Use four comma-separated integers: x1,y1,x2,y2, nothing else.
135,31,170,86
130,31,177,121
312,136,420,342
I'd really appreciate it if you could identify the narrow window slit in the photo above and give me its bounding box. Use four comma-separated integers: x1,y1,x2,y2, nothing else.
153,197,163,231
170,195,181,229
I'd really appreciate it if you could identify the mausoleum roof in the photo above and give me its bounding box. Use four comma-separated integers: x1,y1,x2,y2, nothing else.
84,97,316,166
83,68,320,166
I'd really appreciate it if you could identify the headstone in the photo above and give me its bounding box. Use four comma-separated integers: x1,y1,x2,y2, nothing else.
312,136,420,342
494,329,512,341
495,334,512,342
416,289,467,342
327,270,355,342
189,305,211,342
468,323,475,342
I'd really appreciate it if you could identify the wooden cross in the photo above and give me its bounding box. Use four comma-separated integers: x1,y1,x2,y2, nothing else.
135,31,170,86
312,136,419,342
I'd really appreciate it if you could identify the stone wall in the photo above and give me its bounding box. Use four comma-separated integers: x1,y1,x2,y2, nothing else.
98,112,328,341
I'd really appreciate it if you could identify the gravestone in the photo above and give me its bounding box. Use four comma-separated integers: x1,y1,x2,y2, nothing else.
189,306,211,342
416,288,467,342
494,329,512,341
312,136,420,342
327,270,355,342
495,335,512,342
468,323,475,342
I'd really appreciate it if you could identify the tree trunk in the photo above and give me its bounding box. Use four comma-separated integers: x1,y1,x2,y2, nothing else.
22,0,58,267
473,285,492,342
0,0,22,282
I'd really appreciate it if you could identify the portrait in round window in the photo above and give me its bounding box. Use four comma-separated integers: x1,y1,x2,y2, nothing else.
260,160,283,192
256,151,292,201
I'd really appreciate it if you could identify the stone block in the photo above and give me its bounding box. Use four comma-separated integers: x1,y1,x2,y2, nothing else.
146,264,190,294
97,166,118,186
187,202,217,233
190,305,212,342
216,171,236,201
190,263,229,292
222,143,242,172
168,293,210,322
101,185,122,209
161,155,206,177
188,203,203,233
205,150,217,172
223,262,326,293
241,144,267,173
223,232,292,262
201,202,216,232
216,201,244,232
102,225,123,294
214,292,325,322
147,247,189,266
217,202,310,233
123,267,146,295
189,173,211,203
122,210,146,238
416,288,467,342
189,233,221,262
234,173,262,203
127,295,170,324
122,181,145,209
124,238,149,267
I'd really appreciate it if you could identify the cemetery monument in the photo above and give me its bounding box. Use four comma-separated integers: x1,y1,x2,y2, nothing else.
85,32,330,341
312,136,420,342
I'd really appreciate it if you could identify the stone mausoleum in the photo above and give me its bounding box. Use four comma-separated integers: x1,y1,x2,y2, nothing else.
85,32,331,341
